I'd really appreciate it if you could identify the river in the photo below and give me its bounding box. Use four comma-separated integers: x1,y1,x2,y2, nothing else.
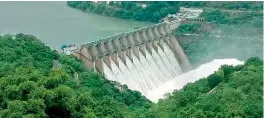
0,1,152,50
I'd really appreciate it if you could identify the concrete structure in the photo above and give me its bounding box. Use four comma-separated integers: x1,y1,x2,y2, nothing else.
74,21,193,72
72,7,205,94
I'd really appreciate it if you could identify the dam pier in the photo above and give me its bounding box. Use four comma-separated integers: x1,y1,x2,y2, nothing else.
72,8,204,95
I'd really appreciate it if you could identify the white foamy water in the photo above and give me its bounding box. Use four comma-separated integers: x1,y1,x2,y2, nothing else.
156,46,178,77
143,50,167,82
102,44,243,103
103,60,116,81
150,47,173,79
146,58,244,103
103,44,181,95
109,58,127,85
163,43,182,74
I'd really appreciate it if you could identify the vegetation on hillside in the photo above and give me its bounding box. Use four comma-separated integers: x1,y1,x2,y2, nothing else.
67,1,262,23
178,1,263,10
67,1,179,22
0,34,152,118
152,57,263,117
67,1,181,22
176,23,202,34
200,8,263,27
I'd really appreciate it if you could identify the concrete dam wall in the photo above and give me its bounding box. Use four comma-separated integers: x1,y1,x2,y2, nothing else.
74,21,193,95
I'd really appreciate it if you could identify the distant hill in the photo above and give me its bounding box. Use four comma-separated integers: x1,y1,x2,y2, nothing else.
67,1,263,23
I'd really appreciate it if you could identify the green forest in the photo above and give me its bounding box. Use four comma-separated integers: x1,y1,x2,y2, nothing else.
152,57,263,117
67,1,179,22
0,34,262,117
0,34,152,118
67,1,263,23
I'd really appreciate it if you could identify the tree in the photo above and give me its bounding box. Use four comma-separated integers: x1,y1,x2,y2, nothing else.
153,57,263,117
0,34,152,117
152,12,162,22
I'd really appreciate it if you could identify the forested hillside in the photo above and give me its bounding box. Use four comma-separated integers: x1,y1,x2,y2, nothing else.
67,1,179,22
152,57,263,117
67,1,262,23
0,34,153,118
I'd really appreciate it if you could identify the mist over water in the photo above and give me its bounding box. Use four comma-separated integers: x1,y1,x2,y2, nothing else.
179,24,263,67
110,24,261,102
147,59,244,102
144,24,262,102
102,24,261,102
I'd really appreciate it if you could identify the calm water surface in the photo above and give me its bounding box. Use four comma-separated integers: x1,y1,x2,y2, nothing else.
0,2,152,50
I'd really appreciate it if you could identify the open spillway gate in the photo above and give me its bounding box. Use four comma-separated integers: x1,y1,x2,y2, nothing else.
73,21,194,95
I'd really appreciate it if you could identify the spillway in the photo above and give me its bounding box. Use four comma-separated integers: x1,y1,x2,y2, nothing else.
75,21,195,97
163,43,182,75
99,42,187,95
103,46,181,95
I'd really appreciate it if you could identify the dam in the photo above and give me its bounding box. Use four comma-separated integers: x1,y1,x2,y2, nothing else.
73,8,205,95
73,18,204,95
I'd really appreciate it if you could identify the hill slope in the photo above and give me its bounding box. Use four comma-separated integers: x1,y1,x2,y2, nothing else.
0,34,152,118
67,1,263,23
152,57,263,118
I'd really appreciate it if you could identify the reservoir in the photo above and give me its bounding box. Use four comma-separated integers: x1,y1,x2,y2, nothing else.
0,1,152,50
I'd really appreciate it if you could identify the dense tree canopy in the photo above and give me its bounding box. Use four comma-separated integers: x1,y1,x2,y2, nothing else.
67,1,262,23
0,34,152,118
67,1,180,22
178,1,263,11
152,57,263,118
200,8,263,27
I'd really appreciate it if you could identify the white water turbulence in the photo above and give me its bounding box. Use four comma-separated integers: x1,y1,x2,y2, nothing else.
102,43,243,102
102,44,184,96
146,58,244,103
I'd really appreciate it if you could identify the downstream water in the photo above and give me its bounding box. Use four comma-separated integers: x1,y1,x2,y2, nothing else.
147,58,244,102
0,1,152,50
